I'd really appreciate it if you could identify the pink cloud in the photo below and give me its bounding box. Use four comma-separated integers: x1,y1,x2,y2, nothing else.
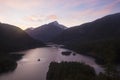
24,15,45,22
93,0,120,17
25,14,58,22
0,0,43,10
46,15,58,20
69,0,120,20
60,0,120,27
63,0,98,9
0,0,119,29
39,0,99,10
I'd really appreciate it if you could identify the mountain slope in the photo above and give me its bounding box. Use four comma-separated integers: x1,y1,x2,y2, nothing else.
53,13,120,64
0,23,44,52
54,13,120,45
25,21,67,42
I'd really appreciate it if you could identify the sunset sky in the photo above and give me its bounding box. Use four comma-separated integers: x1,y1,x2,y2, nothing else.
0,0,120,30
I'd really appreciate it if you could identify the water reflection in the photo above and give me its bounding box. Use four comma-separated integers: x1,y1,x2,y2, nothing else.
0,47,103,80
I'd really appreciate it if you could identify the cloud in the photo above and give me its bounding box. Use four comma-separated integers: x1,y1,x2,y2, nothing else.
0,0,119,30
24,14,58,22
46,0,99,11
57,0,120,27
46,15,58,20
93,0,120,17
67,0,120,20
0,0,42,10
63,0,98,9
24,15,43,22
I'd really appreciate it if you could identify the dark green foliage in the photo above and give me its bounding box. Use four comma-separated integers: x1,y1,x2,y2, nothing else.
0,58,17,73
64,39,120,64
64,39,120,77
47,62,120,80
96,72,120,80
0,53,23,74
47,62,96,80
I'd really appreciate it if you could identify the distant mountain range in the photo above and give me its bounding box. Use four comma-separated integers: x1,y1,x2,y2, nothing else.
53,13,120,45
1,13,120,53
0,23,44,52
0,13,120,64
25,21,67,42
51,13,120,64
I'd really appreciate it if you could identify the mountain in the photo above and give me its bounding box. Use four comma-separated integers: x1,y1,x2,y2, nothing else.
0,22,44,52
54,13,120,45
53,13,120,64
25,21,67,42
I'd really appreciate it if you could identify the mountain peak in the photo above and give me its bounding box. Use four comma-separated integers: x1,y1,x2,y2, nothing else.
49,21,59,25
25,21,67,42
48,21,67,29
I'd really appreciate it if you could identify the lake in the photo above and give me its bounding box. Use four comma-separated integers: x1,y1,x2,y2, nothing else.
0,47,103,80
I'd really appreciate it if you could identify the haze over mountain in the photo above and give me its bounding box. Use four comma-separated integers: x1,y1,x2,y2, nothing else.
54,13,120,45
0,22,44,52
26,21,67,42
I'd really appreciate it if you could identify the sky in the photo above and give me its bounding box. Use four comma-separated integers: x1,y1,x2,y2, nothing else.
0,0,120,30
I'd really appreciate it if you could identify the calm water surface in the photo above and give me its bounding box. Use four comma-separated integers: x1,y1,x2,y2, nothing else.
0,47,103,80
